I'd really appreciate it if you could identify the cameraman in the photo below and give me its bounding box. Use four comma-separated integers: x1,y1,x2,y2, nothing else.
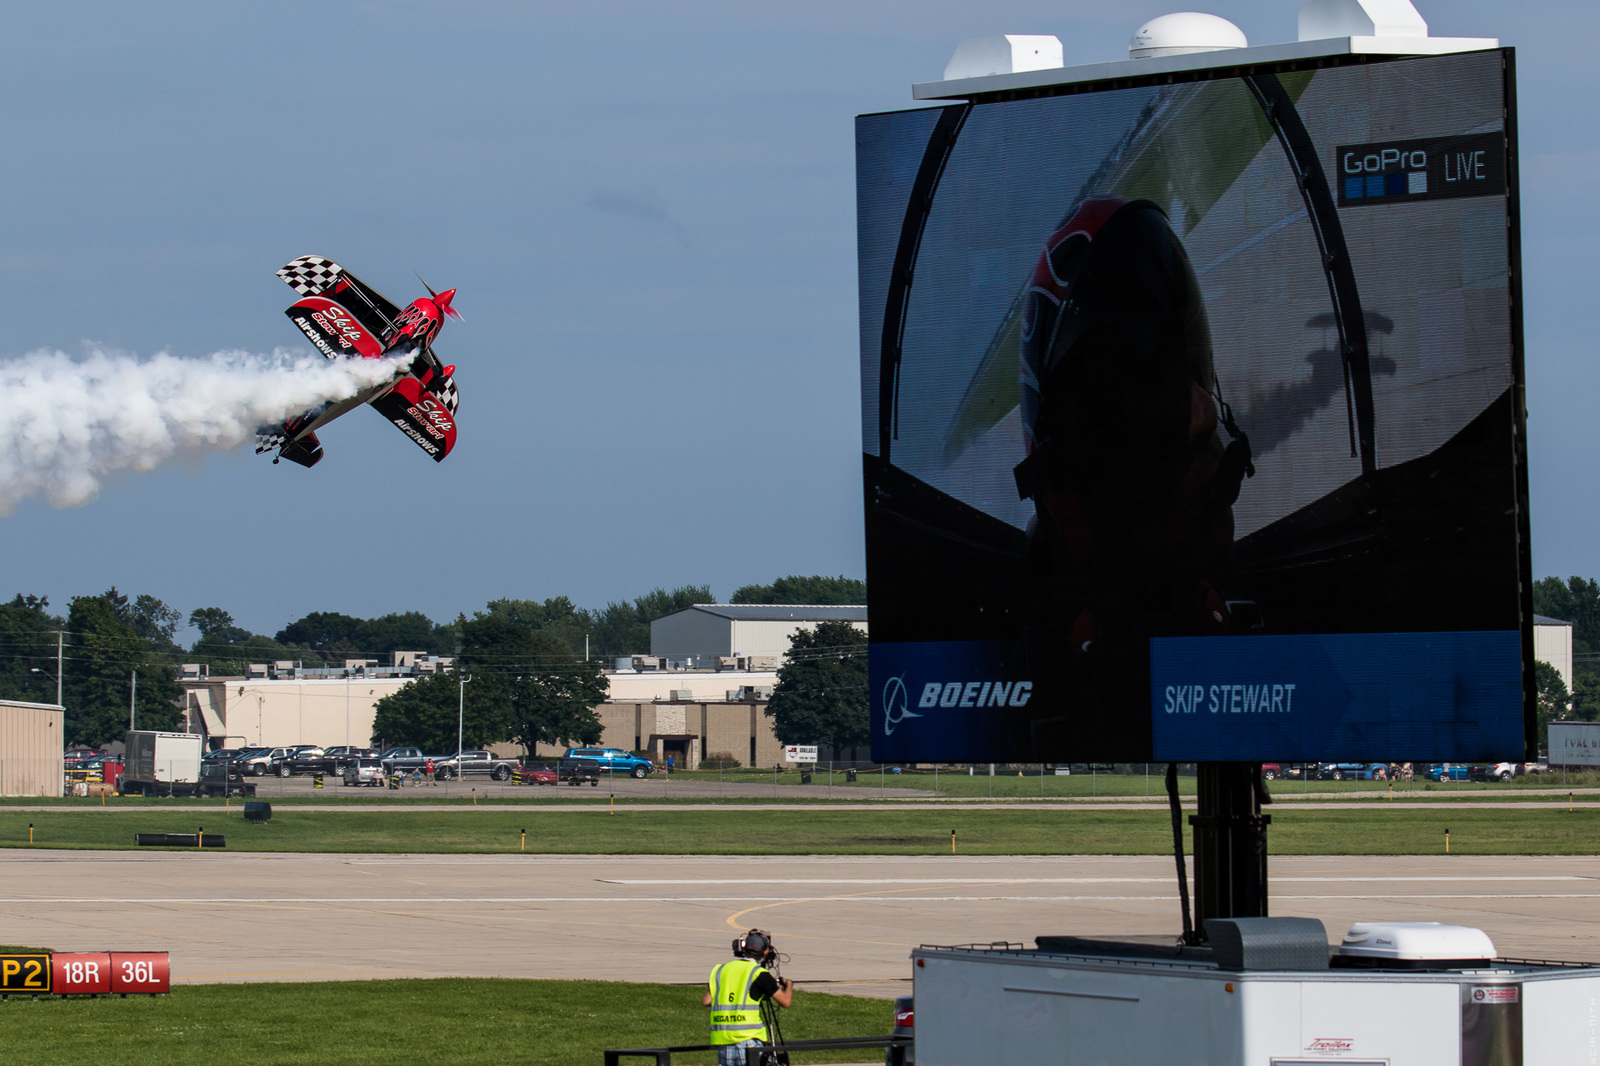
704,929,793,1066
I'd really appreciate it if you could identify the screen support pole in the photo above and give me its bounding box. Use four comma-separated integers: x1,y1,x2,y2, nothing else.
1188,762,1272,934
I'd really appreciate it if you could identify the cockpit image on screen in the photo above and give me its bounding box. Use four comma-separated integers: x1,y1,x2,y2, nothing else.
859,49,1531,763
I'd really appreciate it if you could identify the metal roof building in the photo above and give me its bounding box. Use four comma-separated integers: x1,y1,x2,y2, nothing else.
650,604,867,666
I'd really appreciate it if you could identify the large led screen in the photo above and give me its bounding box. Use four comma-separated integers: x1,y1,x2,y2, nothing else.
859,49,1533,763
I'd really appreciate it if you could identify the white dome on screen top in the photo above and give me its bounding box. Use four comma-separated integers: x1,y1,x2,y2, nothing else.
1129,12,1249,59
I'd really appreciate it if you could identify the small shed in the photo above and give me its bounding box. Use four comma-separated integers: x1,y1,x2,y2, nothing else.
0,699,64,797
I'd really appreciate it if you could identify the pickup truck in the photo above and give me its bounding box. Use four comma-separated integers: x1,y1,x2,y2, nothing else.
560,756,602,786
379,747,433,774
235,746,298,777
433,750,518,780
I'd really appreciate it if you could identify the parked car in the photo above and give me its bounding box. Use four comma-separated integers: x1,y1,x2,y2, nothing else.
519,763,558,786
235,747,295,776
434,750,519,780
1261,763,1281,780
342,757,386,787
563,747,653,779
886,994,913,1066
281,746,328,776
322,746,377,772
560,756,603,786
1314,762,1387,781
1425,763,1472,782
1471,762,1517,782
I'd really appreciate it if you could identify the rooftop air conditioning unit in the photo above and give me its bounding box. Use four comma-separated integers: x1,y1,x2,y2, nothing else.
670,689,693,701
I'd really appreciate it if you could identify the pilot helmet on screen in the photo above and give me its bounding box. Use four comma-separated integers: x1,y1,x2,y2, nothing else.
1013,196,1253,655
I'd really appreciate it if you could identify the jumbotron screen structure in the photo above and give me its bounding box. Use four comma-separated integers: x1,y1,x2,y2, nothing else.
859,48,1533,764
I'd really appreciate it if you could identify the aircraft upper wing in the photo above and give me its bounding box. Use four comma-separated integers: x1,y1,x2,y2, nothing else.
277,256,404,349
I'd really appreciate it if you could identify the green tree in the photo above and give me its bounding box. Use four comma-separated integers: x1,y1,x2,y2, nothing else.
474,597,589,658
65,591,179,746
1532,576,1600,654
370,669,514,753
1536,659,1572,751
189,607,252,648
1570,667,1600,723
0,594,64,705
508,660,607,757
275,611,363,653
354,612,453,656
588,585,711,657
732,575,866,605
764,619,870,757
130,595,183,654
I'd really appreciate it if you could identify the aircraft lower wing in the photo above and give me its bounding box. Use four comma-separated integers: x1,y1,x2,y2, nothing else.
370,376,458,462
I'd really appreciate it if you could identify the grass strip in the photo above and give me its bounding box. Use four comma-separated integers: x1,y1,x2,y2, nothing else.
0,978,887,1066
3,805,1598,855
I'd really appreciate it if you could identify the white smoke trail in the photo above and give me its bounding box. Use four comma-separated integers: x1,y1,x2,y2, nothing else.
0,347,412,513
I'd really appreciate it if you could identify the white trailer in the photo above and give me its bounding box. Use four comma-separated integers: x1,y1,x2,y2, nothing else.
911,921,1600,1065
119,731,220,797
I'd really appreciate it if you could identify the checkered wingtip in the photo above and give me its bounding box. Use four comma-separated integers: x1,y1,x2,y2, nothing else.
276,255,345,296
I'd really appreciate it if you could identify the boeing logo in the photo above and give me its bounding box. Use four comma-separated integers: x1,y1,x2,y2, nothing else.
881,674,921,737
918,680,1032,709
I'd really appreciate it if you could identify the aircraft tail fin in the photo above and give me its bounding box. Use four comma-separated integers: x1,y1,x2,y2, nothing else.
277,432,324,468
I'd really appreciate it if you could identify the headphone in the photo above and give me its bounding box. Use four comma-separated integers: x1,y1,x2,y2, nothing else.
733,928,776,964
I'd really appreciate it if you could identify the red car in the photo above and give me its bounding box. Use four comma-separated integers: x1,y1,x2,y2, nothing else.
519,764,558,786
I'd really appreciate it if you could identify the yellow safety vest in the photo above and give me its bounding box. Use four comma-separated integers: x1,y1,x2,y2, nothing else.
708,958,769,1045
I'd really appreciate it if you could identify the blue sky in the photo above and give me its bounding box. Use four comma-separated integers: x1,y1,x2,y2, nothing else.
0,1,1592,641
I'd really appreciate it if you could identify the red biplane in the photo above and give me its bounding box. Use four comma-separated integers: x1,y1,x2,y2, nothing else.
256,255,461,467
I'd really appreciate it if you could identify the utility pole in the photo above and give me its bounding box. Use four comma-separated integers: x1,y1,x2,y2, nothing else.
129,670,137,730
458,673,472,758
55,631,63,706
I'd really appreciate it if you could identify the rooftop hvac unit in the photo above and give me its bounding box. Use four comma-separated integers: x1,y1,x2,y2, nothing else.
246,664,268,679
716,656,745,672
746,656,780,670
613,657,635,672
390,651,419,668
754,686,774,698
633,656,666,672
727,690,743,701
179,663,208,680
669,689,693,701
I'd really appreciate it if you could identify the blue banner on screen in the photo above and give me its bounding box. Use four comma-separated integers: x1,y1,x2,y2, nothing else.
871,641,1031,762
1150,631,1524,761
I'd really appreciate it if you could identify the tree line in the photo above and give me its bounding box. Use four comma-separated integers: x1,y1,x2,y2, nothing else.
0,575,867,750
1533,576,1600,746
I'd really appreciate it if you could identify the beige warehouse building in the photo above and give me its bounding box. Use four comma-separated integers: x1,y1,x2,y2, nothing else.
176,656,455,749
178,655,786,768
0,699,65,797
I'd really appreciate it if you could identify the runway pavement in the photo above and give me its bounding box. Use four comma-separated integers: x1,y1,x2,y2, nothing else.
4,851,1600,998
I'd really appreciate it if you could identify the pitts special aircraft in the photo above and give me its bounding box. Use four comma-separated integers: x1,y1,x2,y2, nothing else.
255,255,461,467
